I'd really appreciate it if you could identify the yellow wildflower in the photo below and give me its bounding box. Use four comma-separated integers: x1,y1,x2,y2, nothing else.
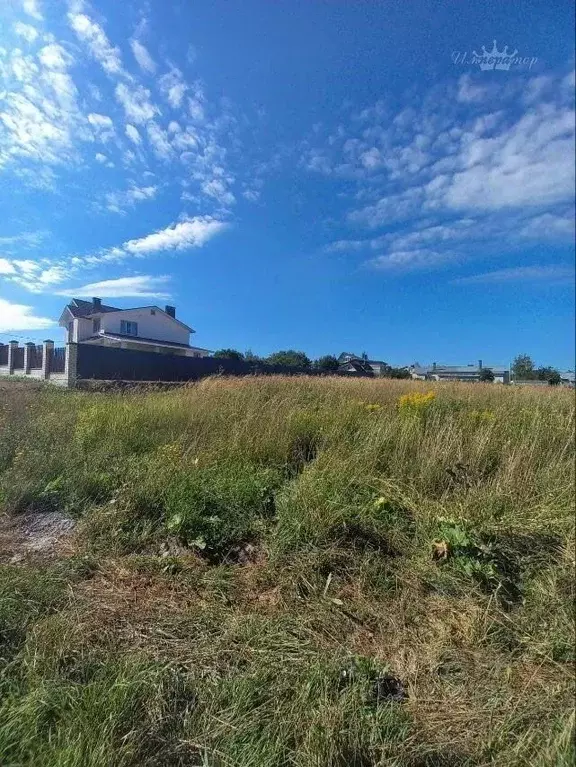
398,391,436,410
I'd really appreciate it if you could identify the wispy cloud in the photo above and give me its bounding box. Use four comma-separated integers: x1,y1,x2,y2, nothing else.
123,217,228,255
130,39,156,74
1,216,228,295
0,258,17,275
105,184,158,213
0,298,53,332
159,66,187,109
453,265,575,285
368,249,457,272
125,123,142,145
14,22,39,42
22,0,43,22
56,275,172,299
306,69,575,275
67,10,124,75
0,231,47,248
114,82,159,123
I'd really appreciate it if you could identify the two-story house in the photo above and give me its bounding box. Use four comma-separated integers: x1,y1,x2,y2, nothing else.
58,298,210,357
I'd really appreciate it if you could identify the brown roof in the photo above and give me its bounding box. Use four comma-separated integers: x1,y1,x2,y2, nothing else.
66,298,120,318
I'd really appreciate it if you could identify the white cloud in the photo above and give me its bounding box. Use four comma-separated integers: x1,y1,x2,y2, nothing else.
159,67,187,108
130,40,156,74
68,12,123,75
22,0,43,21
105,185,157,213
95,152,107,163
146,121,172,160
88,112,115,142
201,178,235,206
0,41,85,171
57,275,172,299
0,299,53,332
368,249,456,272
14,22,39,43
38,44,71,70
37,265,68,285
115,82,159,123
0,258,17,274
520,212,575,240
453,265,575,285
125,123,141,144
0,231,47,248
123,217,228,255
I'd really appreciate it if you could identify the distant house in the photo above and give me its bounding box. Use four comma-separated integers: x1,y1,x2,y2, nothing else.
560,371,575,387
337,352,385,376
410,360,509,383
59,298,210,357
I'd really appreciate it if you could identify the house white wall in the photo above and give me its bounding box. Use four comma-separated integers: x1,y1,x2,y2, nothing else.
101,308,190,345
67,317,93,342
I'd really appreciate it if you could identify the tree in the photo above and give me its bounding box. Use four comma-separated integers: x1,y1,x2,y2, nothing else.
243,349,261,363
314,355,340,373
536,366,558,382
388,367,411,379
512,354,535,380
212,348,244,361
266,350,312,368
547,370,561,386
479,367,495,382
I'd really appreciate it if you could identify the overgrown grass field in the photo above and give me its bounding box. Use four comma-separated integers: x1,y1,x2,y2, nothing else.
0,376,574,766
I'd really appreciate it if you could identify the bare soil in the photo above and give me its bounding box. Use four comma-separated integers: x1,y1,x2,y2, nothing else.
0,510,76,564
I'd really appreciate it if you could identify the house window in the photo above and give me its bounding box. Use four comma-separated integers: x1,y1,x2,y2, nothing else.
151,309,156,315
120,320,138,336
93,317,101,334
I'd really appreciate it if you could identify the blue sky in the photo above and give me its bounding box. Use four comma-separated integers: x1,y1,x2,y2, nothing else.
1,0,574,367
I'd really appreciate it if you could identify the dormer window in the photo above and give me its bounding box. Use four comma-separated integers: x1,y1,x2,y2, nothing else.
120,320,138,336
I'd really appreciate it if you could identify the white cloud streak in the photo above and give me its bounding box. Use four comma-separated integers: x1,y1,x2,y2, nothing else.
56,275,172,299
14,22,39,42
123,217,228,255
22,0,43,21
453,265,575,285
67,11,123,75
0,298,53,332
130,40,156,74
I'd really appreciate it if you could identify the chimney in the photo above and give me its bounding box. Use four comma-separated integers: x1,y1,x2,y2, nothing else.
478,359,483,370
92,297,102,311
165,305,176,318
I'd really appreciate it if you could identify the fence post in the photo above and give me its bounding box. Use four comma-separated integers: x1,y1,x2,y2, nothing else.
41,339,54,380
24,342,35,374
7,340,19,375
65,342,78,387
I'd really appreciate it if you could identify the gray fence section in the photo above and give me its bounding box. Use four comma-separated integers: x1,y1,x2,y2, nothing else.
50,347,66,373
75,344,372,382
12,347,24,370
29,345,43,369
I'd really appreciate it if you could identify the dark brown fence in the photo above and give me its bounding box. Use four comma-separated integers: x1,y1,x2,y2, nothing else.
50,347,66,373
75,343,373,383
28,345,43,369
12,347,24,370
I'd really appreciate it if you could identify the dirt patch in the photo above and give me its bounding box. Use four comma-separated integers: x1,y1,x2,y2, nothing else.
0,510,76,564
